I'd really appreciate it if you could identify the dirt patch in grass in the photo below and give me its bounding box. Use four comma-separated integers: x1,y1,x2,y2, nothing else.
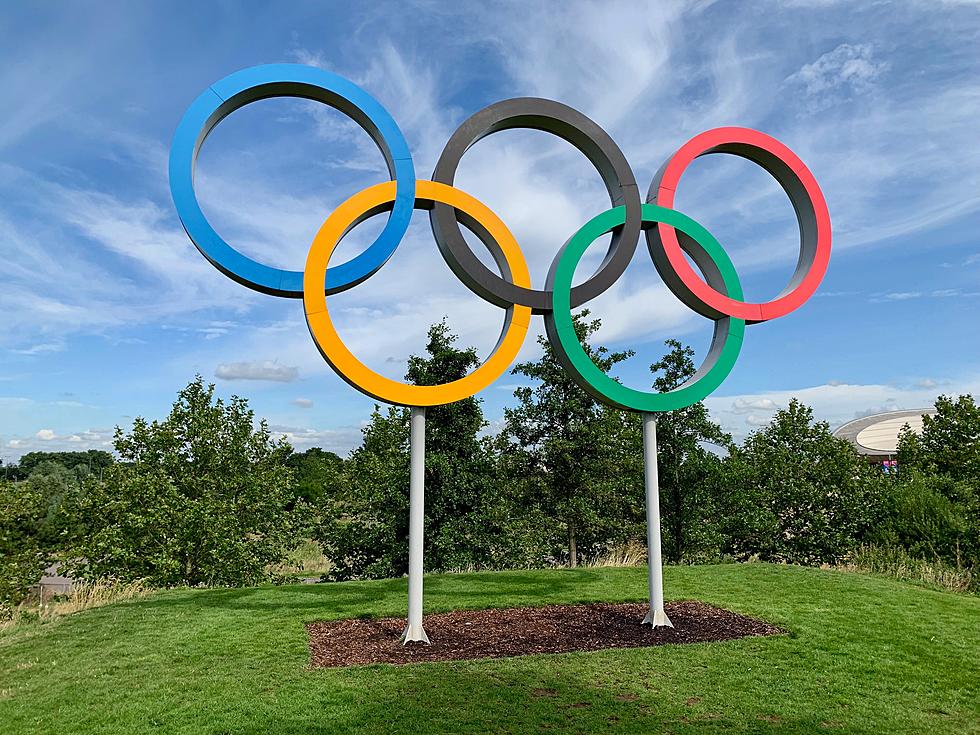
306,601,783,668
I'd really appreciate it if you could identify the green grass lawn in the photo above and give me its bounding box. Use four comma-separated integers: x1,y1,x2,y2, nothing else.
1,564,977,734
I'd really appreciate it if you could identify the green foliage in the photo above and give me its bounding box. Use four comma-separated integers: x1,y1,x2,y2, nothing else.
0,459,97,609
318,404,410,580
647,340,732,563
503,312,640,566
893,394,980,569
405,322,520,571
286,447,344,507
24,461,83,541
6,449,112,482
63,376,306,587
0,480,52,609
898,394,980,483
722,399,885,565
874,472,974,561
318,322,544,580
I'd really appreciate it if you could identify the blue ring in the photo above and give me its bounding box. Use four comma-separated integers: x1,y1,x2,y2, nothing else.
168,64,415,297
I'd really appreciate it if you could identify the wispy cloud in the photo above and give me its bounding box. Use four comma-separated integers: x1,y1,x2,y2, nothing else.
215,361,299,383
786,43,889,102
2,2,978,460
11,342,65,356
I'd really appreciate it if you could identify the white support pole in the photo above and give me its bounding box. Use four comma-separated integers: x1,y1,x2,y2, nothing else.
401,406,430,644
642,412,673,628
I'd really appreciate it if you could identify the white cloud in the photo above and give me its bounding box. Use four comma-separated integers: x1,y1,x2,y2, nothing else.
268,423,364,456
731,397,781,414
5,428,115,459
291,398,314,408
787,43,888,97
0,164,254,349
214,361,299,383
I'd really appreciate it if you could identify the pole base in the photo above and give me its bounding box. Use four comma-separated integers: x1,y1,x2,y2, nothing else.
642,608,674,628
400,622,430,645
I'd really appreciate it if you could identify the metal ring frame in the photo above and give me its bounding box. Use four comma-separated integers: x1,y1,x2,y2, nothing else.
169,63,415,297
430,98,641,315
170,64,832,412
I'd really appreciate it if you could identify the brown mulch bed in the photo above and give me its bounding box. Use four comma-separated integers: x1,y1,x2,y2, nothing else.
306,601,783,668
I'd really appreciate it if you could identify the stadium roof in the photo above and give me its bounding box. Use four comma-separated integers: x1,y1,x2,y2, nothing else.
832,409,936,457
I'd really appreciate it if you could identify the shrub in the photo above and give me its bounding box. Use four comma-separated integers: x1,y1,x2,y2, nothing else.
63,377,307,587
721,400,886,566
0,481,52,610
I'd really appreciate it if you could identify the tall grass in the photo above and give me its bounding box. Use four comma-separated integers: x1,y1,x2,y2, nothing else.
1,578,149,633
834,545,975,593
587,540,647,568
267,539,333,580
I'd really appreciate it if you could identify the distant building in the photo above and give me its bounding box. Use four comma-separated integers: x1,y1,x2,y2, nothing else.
832,409,936,467
39,564,73,599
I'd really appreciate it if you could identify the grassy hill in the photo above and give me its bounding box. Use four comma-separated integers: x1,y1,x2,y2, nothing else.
1,564,977,734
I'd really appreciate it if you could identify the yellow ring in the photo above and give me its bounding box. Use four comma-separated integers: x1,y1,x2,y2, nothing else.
303,180,532,406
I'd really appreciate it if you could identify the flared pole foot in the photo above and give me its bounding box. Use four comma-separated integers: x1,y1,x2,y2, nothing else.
400,623,430,645
642,607,674,628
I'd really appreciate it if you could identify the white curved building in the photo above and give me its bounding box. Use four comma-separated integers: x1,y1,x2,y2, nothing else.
832,408,936,460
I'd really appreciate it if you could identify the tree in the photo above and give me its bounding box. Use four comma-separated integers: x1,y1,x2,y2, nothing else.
319,404,410,580
10,450,112,482
286,448,344,507
404,321,522,570
503,312,636,567
893,394,980,567
318,321,539,580
64,377,305,586
898,394,980,485
0,480,53,610
647,340,732,563
722,399,884,565
873,472,974,563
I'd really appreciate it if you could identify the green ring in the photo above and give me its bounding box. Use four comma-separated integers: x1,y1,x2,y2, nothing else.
545,203,745,412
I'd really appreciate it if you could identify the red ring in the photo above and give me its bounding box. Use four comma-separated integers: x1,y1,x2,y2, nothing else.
653,127,831,323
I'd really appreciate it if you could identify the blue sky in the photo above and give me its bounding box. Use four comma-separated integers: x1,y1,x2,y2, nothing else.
1,1,979,462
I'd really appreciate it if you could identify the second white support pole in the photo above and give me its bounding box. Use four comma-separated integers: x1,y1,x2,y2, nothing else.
642,412,673,628
402,406,430,644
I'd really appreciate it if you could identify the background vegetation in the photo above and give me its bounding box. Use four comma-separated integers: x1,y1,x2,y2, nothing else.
2,315,977,615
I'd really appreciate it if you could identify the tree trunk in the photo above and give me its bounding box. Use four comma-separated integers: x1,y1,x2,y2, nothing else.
568,526,577,568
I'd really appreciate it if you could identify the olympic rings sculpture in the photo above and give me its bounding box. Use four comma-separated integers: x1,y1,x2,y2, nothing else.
169,64,831,412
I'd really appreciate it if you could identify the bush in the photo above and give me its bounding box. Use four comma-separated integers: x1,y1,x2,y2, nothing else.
874,472,974,563
0,481,52,610
63,377,307,587
721,400,886,565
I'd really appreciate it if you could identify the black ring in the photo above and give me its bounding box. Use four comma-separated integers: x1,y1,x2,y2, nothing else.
430,98,641,314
